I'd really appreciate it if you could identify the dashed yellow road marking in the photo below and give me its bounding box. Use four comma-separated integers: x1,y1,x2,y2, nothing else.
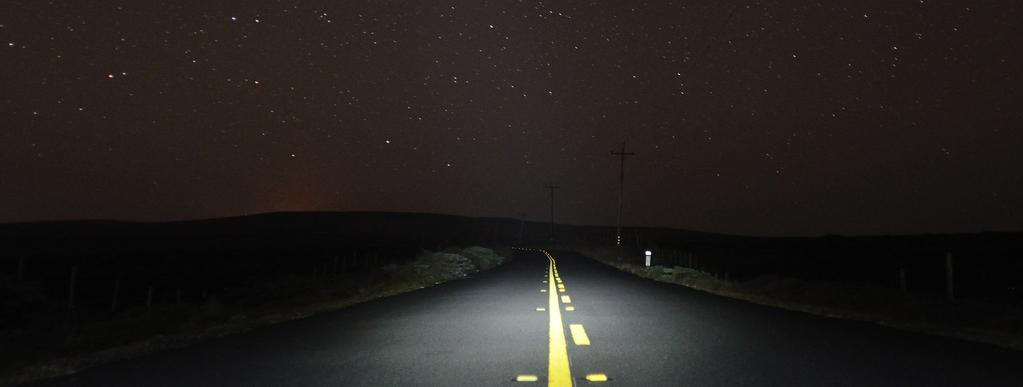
569,324,591,346
544,251,572,387
515,374,539,382
560,295,572,304
564,306,575,311
585,373,609,382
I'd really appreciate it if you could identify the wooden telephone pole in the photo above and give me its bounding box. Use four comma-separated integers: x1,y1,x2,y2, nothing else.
612,145,635,247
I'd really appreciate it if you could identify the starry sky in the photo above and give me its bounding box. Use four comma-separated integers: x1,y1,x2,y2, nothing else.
1,1,1020,236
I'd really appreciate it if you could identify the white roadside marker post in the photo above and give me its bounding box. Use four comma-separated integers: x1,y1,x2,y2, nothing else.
644,250,652,267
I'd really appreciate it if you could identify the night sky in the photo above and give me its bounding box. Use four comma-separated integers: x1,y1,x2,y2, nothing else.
1,1,1020,236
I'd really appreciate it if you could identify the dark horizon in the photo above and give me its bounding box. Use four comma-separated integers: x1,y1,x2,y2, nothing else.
2,1,1020,236
2,209,1021,240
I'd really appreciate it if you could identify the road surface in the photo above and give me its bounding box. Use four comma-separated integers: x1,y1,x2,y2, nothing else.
32,249,1023,386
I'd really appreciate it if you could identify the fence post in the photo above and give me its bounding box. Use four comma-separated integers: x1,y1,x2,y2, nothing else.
898,267,907,292
15,256,25,290
945,252,955,302
67,266,78,316
146,285,154,317
519,220,525,243
111,278,121,314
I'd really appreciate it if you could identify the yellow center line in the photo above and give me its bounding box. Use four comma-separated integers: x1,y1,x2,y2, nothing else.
544,251,572,387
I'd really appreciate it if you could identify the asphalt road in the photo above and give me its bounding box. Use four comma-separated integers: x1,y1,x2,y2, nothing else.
33,249,1023,386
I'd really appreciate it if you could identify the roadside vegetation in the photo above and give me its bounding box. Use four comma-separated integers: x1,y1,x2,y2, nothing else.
0,246,507,386
572,245,1023,351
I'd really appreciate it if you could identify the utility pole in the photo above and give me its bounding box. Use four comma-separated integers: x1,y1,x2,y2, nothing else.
544,184,560,240
612,144,635,247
